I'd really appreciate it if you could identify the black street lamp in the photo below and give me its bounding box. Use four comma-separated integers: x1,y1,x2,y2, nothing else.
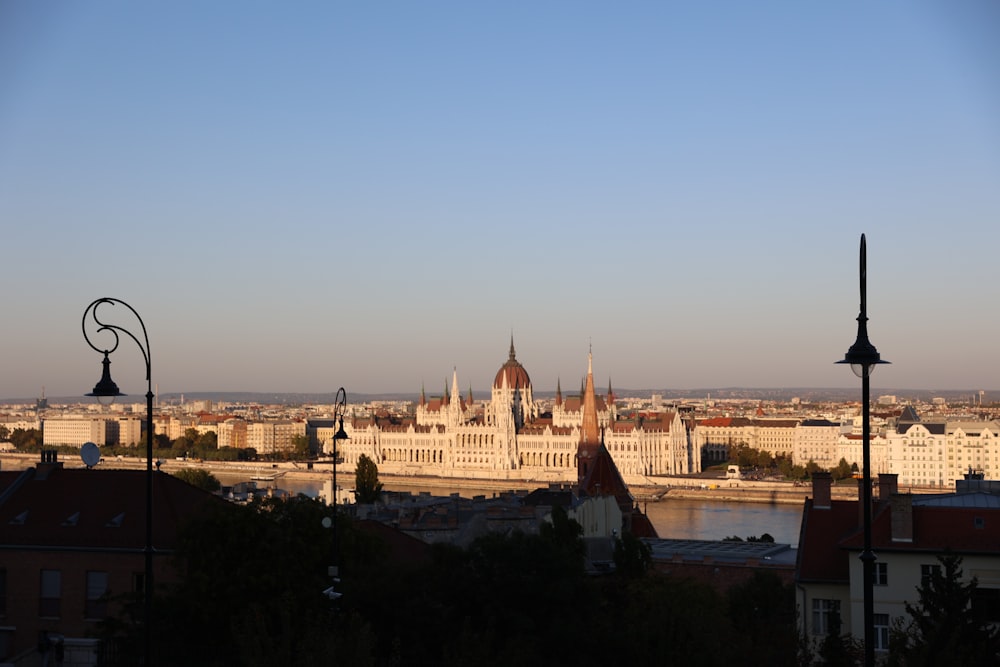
837,235,889,667
82,298,155,666
328,388,348,597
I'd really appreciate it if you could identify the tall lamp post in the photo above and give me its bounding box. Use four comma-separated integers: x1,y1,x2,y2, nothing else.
82,298,155,666
329,388,348,593
837,235,889,667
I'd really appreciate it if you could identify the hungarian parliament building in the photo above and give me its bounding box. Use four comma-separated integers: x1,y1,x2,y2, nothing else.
327,340,700,484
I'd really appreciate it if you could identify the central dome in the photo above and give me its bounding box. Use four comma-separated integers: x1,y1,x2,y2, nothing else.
493,338,531,390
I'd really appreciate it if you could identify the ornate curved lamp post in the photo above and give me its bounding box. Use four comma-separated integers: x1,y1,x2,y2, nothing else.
82,298,154,666
836,235,889,667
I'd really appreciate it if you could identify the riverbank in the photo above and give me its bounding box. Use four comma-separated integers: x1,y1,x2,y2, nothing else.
0,452,879,506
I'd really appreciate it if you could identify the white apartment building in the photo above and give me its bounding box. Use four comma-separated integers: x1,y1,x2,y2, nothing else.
793,419,843,468
883,419,1000,489
41,416,143,447
246,420,306,455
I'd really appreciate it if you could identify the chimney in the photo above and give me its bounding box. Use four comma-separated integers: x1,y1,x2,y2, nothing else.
812,471,832,509
36,449,63,480
890,493,914,542
878,473,898,502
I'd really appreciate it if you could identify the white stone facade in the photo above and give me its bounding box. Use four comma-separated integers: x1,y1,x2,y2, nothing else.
331,344,699,484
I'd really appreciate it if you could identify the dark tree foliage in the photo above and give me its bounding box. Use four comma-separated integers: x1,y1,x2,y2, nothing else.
9,427,42,451
105,494,808,666
815,607,860,666
354,454,384,503
887,554,1000,666
170,467,221,492
831,457,854,481
613,530,652,578
726,570,801,667
148,497,352,666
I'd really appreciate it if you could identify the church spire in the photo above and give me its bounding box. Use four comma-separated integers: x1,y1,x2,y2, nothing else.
419,382,426,407
555,377,562,407
580,351,600,445
508,333,516,361
578,349,601,489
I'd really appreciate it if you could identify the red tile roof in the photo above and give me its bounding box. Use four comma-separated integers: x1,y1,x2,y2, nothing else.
0,465,225,552
795,498,859,584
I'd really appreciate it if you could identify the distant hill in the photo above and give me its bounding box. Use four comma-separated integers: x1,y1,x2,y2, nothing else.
3,388,993,406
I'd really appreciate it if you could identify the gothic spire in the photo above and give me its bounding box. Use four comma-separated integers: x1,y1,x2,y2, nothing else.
580,351,600,445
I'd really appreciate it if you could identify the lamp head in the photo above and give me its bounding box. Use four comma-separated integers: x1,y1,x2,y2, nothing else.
837,316,890,377
87,352,125,405
333,417,349,442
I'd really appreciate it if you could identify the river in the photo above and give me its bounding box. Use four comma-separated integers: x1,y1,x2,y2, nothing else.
216,471,805,547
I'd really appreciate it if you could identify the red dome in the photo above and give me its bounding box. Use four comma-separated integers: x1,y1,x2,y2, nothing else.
493,339,531,390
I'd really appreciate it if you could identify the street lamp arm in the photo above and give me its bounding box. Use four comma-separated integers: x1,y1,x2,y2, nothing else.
83,298,152,383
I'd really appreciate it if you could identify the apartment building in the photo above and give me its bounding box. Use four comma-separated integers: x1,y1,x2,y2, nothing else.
41,416,143,448
796,472,1000,656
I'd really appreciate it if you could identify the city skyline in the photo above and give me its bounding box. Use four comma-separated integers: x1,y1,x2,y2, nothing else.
2,2,999,399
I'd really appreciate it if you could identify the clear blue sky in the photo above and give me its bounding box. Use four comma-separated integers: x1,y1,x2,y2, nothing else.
2,1,999,399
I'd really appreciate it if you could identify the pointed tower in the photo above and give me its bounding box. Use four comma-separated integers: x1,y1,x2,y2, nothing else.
449,368,462,426
419,382,426,407
467,384,474,406
578,351,601,488
555,378,563,407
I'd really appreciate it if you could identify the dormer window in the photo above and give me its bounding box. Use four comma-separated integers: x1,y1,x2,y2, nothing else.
105,512,125,528
61,512,80,527
8,511,27,526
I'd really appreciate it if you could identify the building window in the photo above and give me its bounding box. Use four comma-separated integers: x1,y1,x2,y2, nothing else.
39,570,61,618
85,571,109,619
921,563,942,587
812,598,841,636
874,562,888,586
874,613,890,651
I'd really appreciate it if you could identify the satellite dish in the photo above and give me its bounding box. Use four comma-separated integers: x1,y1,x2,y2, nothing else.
81,442,100,468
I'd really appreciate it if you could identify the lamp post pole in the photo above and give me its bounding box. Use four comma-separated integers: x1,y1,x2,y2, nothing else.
330,388,348,592
837,235,889,667
82,298,154,666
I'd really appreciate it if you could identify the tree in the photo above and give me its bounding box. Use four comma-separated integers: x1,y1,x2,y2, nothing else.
831,457,853,481
291,434,311,460
354,454,383,503
887,553,1000,665
0,425,10,441
172,468,221,493
613,531,651,579
10,427,42,451
726,570,799,666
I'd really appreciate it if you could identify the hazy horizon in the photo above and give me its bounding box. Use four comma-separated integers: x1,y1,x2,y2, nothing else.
3,3,998,400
